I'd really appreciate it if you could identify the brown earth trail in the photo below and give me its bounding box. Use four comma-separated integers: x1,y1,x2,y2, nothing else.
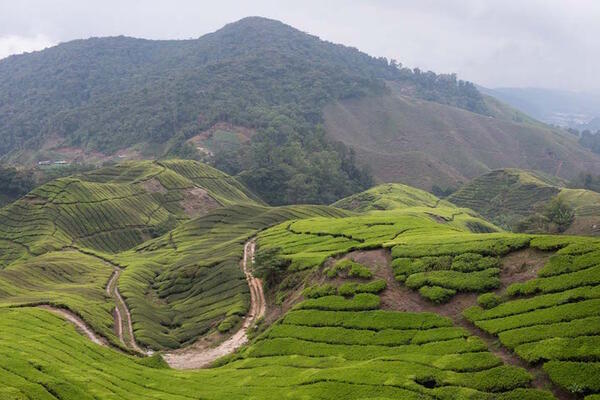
163,239,265,369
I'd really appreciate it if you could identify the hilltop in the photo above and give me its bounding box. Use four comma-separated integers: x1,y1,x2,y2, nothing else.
448,168,600,235
2,17,598,203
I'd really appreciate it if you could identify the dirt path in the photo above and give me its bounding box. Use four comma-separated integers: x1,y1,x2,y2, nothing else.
39,305,108,346
163,239,265,369
105,267,151,355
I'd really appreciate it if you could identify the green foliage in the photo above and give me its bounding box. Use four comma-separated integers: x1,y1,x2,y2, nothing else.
254,247,290,289
326,259,372,279
217,315,242,333
451,253,500,272
543,197,575,232
295,293,381,311
418,286,456,303
0,306,550,400
544,361,600,394
478,293,502,309
302,284,336,299
337,279,387,296
406,268,501,293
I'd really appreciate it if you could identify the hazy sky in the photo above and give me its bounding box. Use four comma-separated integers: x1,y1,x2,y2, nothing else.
0,0,598,91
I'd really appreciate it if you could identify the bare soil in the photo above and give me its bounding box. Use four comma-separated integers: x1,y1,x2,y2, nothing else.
180,187,220,217
39,305,108,346
141,178,168,194
163,239,265,369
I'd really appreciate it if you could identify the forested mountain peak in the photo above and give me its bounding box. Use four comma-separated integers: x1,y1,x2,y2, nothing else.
0,17,488,205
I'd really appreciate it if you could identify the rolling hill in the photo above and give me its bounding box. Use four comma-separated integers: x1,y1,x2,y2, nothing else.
1,159,600,399
448,169,600,235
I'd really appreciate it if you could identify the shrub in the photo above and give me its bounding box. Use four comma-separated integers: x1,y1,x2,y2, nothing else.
544,197,575,233
302,284,337,299
451,253,499,272
295,293,381,311
543,361,600,393
477,293,501,309
406,268,500,292
326,259,372,279
419,286,456,303
337,279,387,296
254,247,290,288
217,315,241,333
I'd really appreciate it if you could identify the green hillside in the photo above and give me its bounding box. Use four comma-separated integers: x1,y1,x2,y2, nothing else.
323,92,600,191
114,204,350,349
448,169,600,235
0,160,262,267
332,182,452,212
2,160,600,399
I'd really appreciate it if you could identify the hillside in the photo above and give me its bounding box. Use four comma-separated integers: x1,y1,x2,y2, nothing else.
0,17,495,205
324,89,600,191
1,160,600,399
448,169,600,235
0,159,262,267
331,183,451,212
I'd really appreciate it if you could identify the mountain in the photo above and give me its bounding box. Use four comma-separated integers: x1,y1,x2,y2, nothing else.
480,87,600,129
324,88,600,191
0,17,490,206
2,17,600,203
448,168,600,235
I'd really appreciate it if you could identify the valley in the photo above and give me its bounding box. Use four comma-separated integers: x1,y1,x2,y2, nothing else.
0,11,599,400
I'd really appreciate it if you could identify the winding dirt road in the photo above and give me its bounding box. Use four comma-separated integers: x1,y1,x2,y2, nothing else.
40,305,108,346
163,239,265,369
39,240,264,366
39,259,151,355
106,268,151,354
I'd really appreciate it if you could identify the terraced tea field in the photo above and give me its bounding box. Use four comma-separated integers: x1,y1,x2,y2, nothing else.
1,162,599,400
465,236,600,397
0,300,554,400
0,160,262,266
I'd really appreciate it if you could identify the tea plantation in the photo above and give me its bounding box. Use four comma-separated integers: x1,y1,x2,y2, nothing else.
1,162,599,399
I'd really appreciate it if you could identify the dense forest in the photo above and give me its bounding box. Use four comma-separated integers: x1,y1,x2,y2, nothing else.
0,17,489,204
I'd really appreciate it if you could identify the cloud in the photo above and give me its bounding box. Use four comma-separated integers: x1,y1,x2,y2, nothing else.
0,1,598,91
0,34,54,60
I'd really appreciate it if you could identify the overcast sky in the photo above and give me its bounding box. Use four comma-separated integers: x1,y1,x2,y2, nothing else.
0,0,598,92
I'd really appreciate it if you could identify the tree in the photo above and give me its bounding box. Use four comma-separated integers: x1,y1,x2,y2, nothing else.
544,197,575,233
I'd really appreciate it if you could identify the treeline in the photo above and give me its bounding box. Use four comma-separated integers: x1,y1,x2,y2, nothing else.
0,166,34,205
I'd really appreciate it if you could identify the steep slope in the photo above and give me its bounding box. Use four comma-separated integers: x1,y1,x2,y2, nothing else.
324,90,600,190
448,169,600,235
